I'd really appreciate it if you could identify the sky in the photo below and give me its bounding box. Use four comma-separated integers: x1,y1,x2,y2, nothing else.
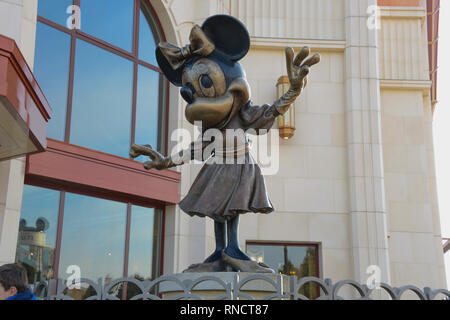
432,1,450,289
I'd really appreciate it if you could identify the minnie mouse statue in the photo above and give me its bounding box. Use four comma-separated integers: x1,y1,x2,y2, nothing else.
130,15,320,273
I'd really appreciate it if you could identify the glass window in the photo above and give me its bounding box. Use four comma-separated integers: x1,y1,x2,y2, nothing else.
81,0,134,51
58,193,127,299
246,243,319,299
70,39,133,157
34,22,71,140
34,0,164,158
134,66,161,161
38,0,73,27
127,206,162,280
139,9,158,65
15,186,60,285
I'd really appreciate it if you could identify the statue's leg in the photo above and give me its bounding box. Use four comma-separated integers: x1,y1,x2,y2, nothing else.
203,220,226,263
224,216,251,261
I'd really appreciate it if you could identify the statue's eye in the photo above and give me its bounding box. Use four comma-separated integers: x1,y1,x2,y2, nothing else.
200,75,213,89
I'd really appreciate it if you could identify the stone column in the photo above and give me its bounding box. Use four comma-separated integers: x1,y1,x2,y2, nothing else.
0,0,38,266
344,0,391,285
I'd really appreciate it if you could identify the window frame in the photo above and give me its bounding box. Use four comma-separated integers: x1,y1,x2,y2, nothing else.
36,0,168,155
20,0,177,294
17,185,165,299
245,241,321,297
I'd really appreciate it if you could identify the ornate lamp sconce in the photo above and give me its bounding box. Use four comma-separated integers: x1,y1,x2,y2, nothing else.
276,75,296,140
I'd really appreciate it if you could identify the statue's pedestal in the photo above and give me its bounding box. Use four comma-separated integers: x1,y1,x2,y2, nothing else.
159,272,290,300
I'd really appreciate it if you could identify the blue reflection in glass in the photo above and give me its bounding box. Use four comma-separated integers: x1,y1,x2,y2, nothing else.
135,66,160,161
34,22,71,141
127,206,156,280
70,39,133,157
59,193,126,286
246,244,318,298
16,185,60,284
139,9,158,65
81,0,134,51
38,0,73,27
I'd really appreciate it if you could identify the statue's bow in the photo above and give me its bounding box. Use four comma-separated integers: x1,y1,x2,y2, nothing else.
158,25,215,70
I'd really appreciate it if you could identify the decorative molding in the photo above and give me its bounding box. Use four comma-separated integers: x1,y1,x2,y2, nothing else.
379,6,427,18
379,17,429,81
229,0,345,41
25,139,181,207
380,79,432,93
250,37,346,51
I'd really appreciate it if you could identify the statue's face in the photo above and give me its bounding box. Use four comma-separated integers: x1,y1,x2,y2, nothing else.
180,55,250,129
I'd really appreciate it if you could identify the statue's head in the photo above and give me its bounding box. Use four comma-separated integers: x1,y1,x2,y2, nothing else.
156,15,251,129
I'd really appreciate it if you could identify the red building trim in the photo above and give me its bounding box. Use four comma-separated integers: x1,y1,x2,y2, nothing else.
25,139,181,207
0,34,52,160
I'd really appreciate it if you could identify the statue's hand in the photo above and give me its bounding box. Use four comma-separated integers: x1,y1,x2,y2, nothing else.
285,46,320,91
274,47,321,115
130,144,169,170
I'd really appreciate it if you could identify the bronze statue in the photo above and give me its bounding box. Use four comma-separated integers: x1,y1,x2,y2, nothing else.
130,15,320,273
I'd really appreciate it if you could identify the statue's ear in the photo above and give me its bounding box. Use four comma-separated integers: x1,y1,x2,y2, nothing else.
202,15,250,61
156,47,183,87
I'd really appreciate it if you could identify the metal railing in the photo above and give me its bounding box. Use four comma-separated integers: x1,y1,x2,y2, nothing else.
31,274,450,300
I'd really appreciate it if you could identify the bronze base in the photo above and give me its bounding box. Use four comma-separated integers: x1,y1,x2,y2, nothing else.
182,251,275,274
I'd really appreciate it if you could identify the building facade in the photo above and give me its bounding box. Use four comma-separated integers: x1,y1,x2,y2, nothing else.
0,0,446,299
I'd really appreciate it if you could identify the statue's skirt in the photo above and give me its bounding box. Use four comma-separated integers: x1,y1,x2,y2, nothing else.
178,154,274,223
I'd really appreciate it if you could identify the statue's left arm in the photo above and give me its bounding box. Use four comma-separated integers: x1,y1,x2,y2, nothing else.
240,46,320,134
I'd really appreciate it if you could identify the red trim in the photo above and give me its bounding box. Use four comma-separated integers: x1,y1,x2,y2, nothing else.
0,35,52,120
122,204,132,300
25,139,181,206
0,34,52,160
124,204,132,278
159,207,166,276
378,0,420,5
53,191,66,281
64,32,76,142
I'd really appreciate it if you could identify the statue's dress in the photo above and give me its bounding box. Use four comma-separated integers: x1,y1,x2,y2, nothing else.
178,101,278,223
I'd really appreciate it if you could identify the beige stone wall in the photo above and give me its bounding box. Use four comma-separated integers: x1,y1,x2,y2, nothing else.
157,0,446,293
0,0,38,266
379,5,446,290
239,47,352,283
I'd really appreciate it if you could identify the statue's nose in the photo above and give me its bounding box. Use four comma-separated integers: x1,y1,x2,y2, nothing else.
181,84,195,104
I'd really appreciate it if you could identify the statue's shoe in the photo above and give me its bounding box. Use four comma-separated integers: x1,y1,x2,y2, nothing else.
221,251,275,274
182,259,226,273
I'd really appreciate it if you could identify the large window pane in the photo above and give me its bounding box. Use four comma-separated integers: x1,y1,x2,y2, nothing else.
34,22,71,140
127,206,162,279
139,9,158,65
126,206,161,299
38,0,73,27
58,193,126,299
135,66,160,161
70,39,133,157
15,186,60,285
81,0,134,51
246,243,319,299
